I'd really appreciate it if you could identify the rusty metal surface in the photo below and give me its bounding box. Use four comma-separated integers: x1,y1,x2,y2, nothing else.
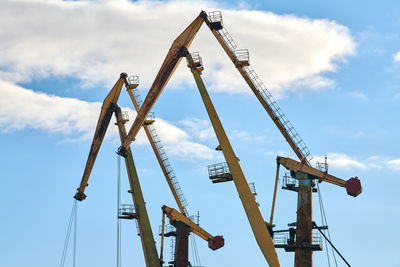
173,222,190,267
294,172,313,267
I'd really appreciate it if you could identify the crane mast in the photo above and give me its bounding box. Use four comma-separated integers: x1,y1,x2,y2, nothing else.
114,106,161,267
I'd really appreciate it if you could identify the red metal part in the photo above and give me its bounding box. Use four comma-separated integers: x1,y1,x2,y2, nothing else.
208,235,224,250
345,177,362,197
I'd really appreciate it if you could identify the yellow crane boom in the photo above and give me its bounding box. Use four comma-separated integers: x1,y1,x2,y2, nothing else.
161,205,224,250
74,73,126,201
117,11,207,157
277,156,362,197
203,11,313,166
186,52,280,267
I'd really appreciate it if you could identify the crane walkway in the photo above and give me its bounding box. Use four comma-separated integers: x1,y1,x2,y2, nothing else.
127,81,188,213
207,11,313,165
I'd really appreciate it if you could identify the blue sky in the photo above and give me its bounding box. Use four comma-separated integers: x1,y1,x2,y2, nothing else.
1,0,399,266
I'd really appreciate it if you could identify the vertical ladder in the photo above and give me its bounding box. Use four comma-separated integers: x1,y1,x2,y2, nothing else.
205,11,313,166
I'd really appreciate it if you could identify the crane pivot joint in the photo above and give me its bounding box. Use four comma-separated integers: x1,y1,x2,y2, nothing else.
116,146,128,158
199,10,208,19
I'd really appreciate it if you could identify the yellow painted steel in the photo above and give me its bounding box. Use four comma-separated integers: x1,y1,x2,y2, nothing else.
269,163,280,224
186,54,280,267
74,73,126,200
119,12,207,155
124,80,186,215
115,107,161,267
162,205,215,242
73,74,162,267
277,156,346,187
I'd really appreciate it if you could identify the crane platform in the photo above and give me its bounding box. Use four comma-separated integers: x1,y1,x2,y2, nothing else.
273,230,323,252
208,162,233,183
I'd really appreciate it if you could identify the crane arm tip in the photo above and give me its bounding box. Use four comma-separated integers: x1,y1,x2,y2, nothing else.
345,177,362,197
74,191,86,201
208,235,224,250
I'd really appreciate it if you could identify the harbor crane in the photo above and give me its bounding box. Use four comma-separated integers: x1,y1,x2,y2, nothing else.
74,72,223,267
115,11,280,266
204,11,363,267
114,10,361,267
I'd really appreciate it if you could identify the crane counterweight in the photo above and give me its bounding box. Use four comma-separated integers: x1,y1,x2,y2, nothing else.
345,177,362,197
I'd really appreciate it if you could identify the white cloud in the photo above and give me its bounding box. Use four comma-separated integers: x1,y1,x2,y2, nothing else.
0,0,355,94
151,118,219,160
0,0,357,161
0,78,217,160
393,51,400,62
385,158,400,172
311,153,366,171
179,118,215,141
311,153,400,173
231,130,265,141
348,91,368,100
0,78,101,135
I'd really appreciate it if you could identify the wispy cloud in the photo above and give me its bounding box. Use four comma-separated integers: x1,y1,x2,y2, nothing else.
312,153,400,173
179,118,216,141
384,158,400,172
348,91,368,100
151,118,219,160
0,0,355,94
231,130,265,141
393,51,400,62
